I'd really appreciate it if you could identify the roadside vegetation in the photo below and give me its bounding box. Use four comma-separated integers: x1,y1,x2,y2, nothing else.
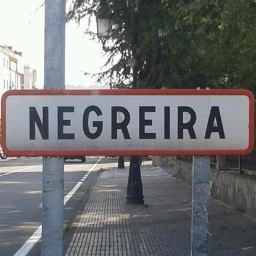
67,0,256,93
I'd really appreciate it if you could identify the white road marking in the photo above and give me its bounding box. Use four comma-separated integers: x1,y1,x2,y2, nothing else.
0,166,38,178
13,157,103,256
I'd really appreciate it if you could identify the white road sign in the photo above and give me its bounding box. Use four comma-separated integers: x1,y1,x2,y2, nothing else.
1,89,254,156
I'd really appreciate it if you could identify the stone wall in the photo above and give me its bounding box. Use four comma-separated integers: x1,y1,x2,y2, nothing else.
154,156,256,219
152,156,176,169
211,170,256,217
175,159,193,185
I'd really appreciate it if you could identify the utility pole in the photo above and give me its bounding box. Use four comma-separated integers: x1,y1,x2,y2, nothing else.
42,0,66,255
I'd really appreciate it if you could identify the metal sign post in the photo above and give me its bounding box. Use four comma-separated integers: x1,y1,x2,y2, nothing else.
191,156,211,256
1,89,254,254
42,0,65,255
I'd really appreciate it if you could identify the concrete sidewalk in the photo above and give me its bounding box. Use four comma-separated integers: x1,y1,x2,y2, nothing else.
64,163,256,256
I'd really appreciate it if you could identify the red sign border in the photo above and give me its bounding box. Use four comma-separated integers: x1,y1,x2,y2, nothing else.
1,89,254,156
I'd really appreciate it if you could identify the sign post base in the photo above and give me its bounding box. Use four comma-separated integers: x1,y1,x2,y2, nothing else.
191,156,211,256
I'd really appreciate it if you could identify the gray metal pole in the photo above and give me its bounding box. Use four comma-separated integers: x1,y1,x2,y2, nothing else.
191,156,210,256
42,0,66,255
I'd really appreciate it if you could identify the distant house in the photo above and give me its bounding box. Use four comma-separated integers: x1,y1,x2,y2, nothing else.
21,65,37,89
0,45,23,92
0,44,37,131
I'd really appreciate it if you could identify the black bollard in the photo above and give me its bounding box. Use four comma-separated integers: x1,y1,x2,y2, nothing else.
126,156,144,204
118,156,125,169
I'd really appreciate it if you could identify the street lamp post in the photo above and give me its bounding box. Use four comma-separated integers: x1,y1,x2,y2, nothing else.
125,54,144,204
95,5,144,204
126,155,144,204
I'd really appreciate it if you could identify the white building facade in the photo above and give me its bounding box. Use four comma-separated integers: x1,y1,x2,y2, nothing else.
22,65,37,89
0,46,24,92
0,45,37,128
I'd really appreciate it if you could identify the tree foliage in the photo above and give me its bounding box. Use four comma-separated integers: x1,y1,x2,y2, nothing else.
169,0,256,91
67,0,164,88
67,0,256,92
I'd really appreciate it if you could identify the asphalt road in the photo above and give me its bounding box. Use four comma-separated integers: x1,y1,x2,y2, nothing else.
0,156,116,256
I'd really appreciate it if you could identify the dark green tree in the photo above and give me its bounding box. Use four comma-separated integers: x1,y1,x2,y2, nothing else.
68,0,256,92
67,0,167,89
162,0,256,91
